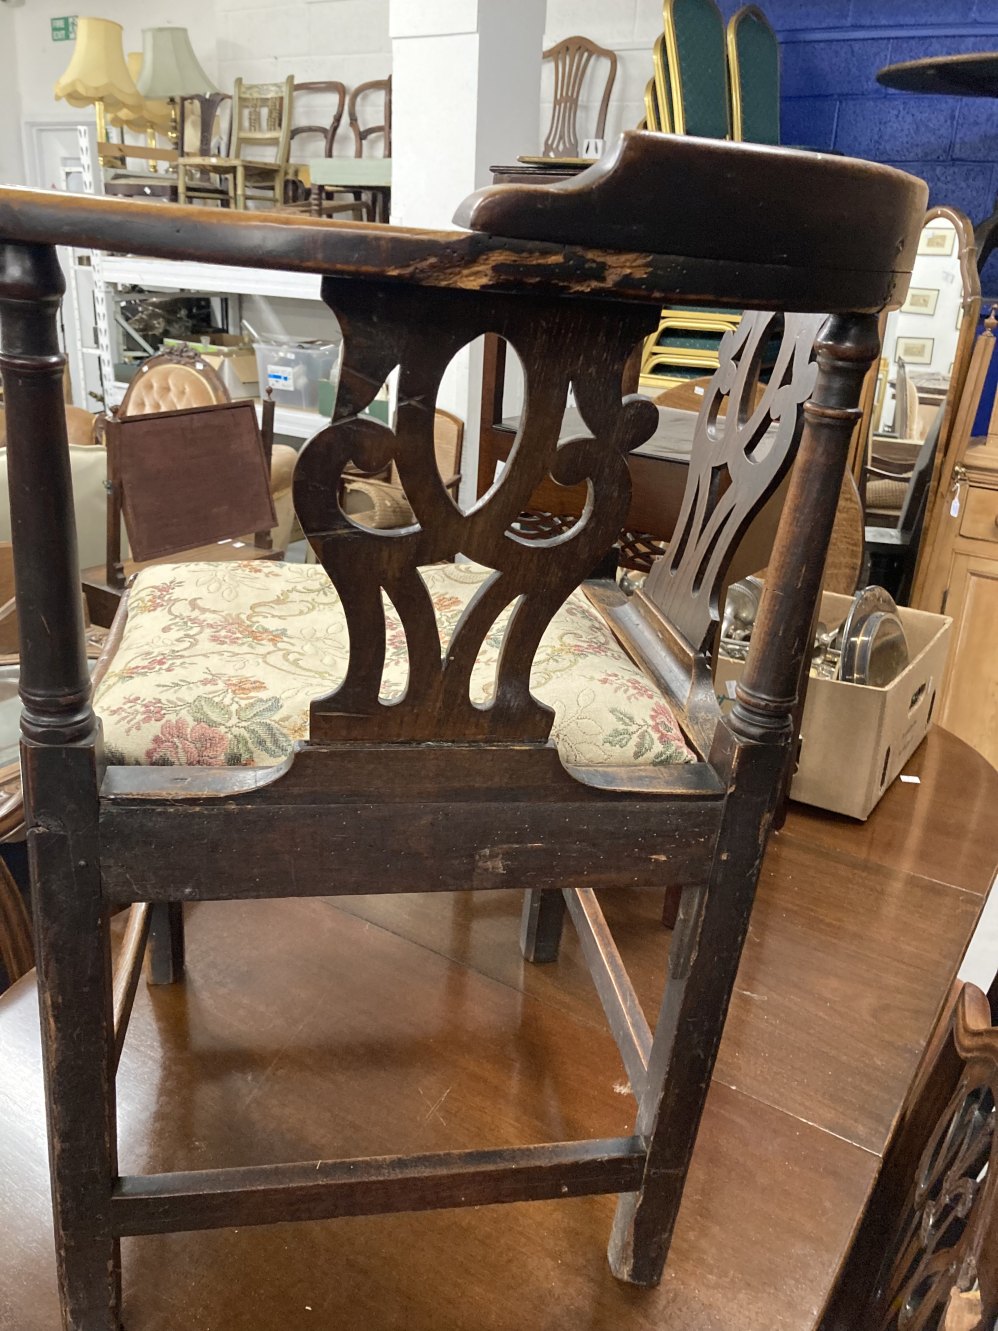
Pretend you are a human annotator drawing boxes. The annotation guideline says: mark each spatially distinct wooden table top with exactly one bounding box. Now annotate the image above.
[0,726,994,1330]
[877,51,998,98]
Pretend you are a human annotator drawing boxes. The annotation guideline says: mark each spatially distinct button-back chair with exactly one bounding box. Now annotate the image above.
[0,132,924,1329]
[726,4,780,145]
[541,35,618,157]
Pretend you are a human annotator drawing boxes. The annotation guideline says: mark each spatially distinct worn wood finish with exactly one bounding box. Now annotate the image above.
[542,36,618,157]
[112,1137,646,1237]
[0,136,926,1326]
[0,725,993,1330]
[98,745,725,903]
[0,135,923,314]
[297,278,659,744]
[0,243,120,1329]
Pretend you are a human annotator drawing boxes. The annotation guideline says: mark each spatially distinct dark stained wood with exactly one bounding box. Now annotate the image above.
[0,244,120,1329]
[111,1138,646,1236]
[456,132,926,297]
[0,133,928,1327]
[0,134,924,314]
[818,980,998,1329]
[563,887,652,1099]
[98,746,726,903]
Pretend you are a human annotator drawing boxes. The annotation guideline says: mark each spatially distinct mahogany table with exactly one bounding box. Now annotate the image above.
[878,52,998,270]
[0,725,994,1330]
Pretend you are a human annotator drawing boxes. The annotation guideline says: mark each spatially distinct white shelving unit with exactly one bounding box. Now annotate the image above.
[98,256,330,440]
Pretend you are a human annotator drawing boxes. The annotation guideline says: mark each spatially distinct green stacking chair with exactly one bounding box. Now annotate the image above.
[727,5,781,145]
[663,0,730,139]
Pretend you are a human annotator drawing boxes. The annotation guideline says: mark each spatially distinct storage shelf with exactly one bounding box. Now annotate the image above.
[102,256,322,302]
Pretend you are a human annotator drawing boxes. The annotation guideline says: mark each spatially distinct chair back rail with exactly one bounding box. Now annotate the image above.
[348,77,392,158]
[291,80,348,158]
[0,134,924,767]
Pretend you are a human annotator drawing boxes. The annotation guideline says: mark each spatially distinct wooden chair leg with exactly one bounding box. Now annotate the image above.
[660,884,681,929]
[0,246,122,1329]
[147,901,185,985]
[610,311,881,1287]
[520,888,566,963]
[30,756,122,1329]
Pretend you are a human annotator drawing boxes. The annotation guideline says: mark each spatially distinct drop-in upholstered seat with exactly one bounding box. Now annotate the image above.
[94,560,695,769]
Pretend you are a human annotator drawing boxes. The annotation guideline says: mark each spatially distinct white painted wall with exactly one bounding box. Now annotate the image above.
[5,0,659,189]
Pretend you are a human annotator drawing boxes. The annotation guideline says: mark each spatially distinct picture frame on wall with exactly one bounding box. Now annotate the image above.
[896,335,934,365]
[918,227,956,257]
[902,287,940,316]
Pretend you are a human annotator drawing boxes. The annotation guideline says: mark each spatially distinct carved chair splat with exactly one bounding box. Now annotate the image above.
[0,131,925,1329]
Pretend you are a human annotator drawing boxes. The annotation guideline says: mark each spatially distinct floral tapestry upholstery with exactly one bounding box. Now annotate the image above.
[94,561,696,769]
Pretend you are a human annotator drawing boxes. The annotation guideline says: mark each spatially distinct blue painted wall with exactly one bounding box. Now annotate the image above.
[750,2,998,286]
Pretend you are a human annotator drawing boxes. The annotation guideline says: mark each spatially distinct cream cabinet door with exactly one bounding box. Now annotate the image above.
[939,550,998,770]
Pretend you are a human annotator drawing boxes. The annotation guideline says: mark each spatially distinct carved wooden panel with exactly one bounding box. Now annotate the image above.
[874,985,998,1331]
[294,278,660,744]
[642,310,826,652]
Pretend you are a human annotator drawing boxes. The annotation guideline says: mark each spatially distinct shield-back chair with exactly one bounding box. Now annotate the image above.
[0,131,924,1329]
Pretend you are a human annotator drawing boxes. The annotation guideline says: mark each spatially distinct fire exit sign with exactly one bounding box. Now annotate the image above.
[50,17,78,42]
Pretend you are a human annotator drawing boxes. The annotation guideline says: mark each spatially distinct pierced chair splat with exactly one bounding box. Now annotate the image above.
[0,130,925,1330]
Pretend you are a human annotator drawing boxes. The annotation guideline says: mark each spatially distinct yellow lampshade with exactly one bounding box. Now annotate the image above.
[53,17,145,117]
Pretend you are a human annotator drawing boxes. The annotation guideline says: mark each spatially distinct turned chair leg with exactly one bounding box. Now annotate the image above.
[147,901,185,985]
[610,311,881,1287]
[520,888,566,963]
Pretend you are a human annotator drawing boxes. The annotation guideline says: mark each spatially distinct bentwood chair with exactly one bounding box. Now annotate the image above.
[541,35,618,157]
[0,132,924,1329]
[726,5,781,144]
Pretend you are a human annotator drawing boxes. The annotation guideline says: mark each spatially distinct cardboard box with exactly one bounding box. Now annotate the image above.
[715,591,952,820]
[162,335,259,400]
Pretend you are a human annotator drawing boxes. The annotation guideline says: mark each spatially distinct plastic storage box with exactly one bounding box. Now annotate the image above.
[253,337,337,410]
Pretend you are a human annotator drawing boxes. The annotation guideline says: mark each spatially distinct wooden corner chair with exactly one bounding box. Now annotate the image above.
[177,76,295,211]
[0,132,924,1328]
[542,35,618,157]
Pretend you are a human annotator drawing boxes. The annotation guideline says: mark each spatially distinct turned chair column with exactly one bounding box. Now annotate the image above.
[606,312,882,1286]
[0,243,121,1329]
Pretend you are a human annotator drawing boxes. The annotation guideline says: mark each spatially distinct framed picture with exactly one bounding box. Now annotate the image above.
[918,227,956,256]
[902,286,939,315]
[896,335,934,366]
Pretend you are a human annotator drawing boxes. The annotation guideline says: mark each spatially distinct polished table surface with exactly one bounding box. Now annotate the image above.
[0,726,995,1330]
[877,51,998,98]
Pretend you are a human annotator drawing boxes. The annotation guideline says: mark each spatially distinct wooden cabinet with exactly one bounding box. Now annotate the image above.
[919,443,998,770]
